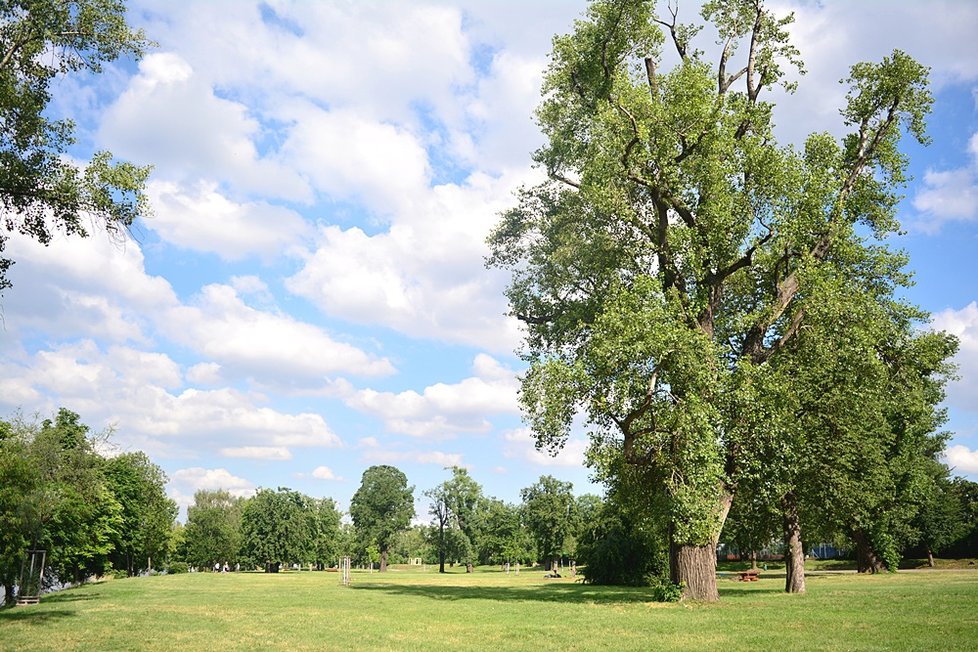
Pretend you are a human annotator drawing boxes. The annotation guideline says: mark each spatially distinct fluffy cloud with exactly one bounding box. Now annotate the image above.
[503,428,588,468]
[932,302,978,411]
[328,354,520,437]
[912,133,978,232]
[164,283,396,382]
[944,444,978,474]
[311,466,343,481]
[362,449,465,467]
[221,446,292,461]
[167,466,256,516]
[100,52,308,200]
[147,180,312,260]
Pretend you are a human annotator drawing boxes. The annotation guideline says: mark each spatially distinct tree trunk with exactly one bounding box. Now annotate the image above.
[379,549,388,572]
[669,490,732,602]
[750,550,758,570]
[927,548,935,568]
[671,542,719,602]
[782,492,806,594]
[853,529,886,574]
[4,583,14,606]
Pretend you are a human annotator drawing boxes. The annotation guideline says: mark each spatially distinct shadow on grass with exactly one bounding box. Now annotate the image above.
[351,582,662,605]
[0,607,76,622]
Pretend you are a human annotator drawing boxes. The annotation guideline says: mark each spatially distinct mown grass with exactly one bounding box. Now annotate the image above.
[1,565,976,651]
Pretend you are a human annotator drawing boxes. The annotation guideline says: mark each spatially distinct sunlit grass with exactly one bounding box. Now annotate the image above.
[2,565,976,651]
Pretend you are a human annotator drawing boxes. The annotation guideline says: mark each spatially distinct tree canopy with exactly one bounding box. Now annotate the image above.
[0,0,153,293]
[488,0,951,600]
[350,465,414,572]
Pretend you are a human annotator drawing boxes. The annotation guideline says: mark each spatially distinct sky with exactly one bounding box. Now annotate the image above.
[2,0,977,521]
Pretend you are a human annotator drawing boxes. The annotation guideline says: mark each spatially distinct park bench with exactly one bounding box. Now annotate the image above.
[736,569,760,582]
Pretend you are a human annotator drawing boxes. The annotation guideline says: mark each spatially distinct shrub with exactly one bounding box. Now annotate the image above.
[166,562,189,574]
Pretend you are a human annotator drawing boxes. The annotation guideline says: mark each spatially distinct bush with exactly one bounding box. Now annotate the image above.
[166,562,189,574]
[576,503,667,588]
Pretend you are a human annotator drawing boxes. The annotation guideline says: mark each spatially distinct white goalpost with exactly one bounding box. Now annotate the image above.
[340,556,351,586]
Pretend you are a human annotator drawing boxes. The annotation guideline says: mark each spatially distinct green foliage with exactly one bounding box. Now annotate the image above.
[165,561,188,575]
[350,465,414,569]
[577,499,666,586]
[104,452,177,575]
[182,490,245,568]
[240,487,316,569]
[487,0,949,597]
[0,0,154,292]
[520,475,577,565]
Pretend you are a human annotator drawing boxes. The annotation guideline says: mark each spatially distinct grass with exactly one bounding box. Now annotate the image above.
[2,565,976,651]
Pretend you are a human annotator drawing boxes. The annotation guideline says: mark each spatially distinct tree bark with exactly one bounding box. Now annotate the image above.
[671,542,719,602]
[927,548,935,568]
[4,583,14,606]
[853,529,886,574]
[750,551,758,570]
[782,493,806,594]
[379,549,388,572]
[669,490,732,602]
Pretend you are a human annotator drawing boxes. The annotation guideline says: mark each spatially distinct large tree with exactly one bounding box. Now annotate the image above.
[104,452,177,575]
[520,475,577,569]
[182,489,245,570]
[240,487,315,573]
[0,0,153,293]
[489,0,936,600]
[350,465,414,572]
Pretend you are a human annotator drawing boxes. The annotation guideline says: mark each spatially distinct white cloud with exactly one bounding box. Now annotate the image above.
[912,132,978,232]
[164,283,396,382]
[328,354,519,437]
[167,466,256,516]
[221,446,292,461]
[363,449,465,467]
[286,171,534,351]
[944,444,978,474]
[311,466,343,481]
[147,180,312,260]
[100,52,308,200]
[186,362,223,385]
[932,302,978,412]
[503,427,588,468]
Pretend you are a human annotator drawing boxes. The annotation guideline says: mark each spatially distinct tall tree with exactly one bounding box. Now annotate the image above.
[104,452,177,575]
[350,466,414,572]
[182,490,245,570]
[520,475,577,569]
[0,0,153,292]
[240,487,315,573]
[488,0,935,600]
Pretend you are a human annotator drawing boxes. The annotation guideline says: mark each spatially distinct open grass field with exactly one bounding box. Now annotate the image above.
[2,566,976,651]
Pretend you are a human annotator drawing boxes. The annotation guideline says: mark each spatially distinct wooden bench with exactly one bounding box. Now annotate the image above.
[736,569,760,582]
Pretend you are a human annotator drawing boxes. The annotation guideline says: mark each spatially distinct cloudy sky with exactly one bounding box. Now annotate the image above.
[2,0,977,519]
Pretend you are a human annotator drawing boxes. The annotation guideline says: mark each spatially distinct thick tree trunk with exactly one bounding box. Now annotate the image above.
[782,492,806,594]
[853,529,886,574]
[671,543,719,601]
[4,583,14,606]
[750,551,758,570]
[670,491,733,602]
[379,549,388,572]
[927,548,935,568]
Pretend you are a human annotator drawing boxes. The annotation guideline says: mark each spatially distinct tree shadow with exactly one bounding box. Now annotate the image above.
[0,607,76,623]
[351,582,662,605]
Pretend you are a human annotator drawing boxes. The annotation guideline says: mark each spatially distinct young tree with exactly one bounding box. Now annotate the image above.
[0,0,153,293]
[488,0,936,600]
[349,466,414,572]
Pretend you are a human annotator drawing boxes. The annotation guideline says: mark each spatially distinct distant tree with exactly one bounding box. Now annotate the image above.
[240,488,314,573]
[0,0,154,293]
[350,466,414,572]
[309,498,342,569]
[913,466,966,566]
[474,499,533,566]
[520,475,577,569]
[104,452,177,575]
[0,417,39,605]
[946,478,978,558]
[425,467,484,572]
[182,490,245,569]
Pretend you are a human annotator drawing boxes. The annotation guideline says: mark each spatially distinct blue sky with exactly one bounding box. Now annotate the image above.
[2,0,977,520]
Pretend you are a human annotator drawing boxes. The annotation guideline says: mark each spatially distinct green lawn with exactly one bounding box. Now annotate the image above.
[2,566,976,651]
